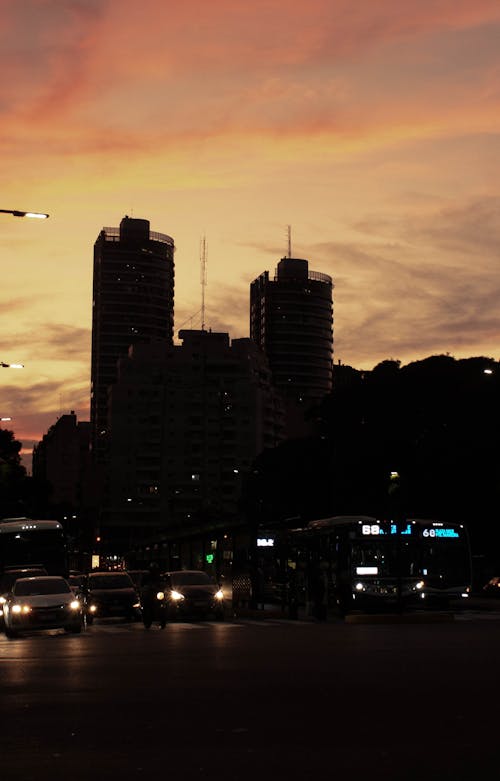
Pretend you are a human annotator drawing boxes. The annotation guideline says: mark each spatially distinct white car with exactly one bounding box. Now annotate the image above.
[3,576,83,638]
[0,566,48,629]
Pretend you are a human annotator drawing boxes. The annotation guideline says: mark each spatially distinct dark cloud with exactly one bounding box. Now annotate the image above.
[176,283,250,341]
[412,197,500,257]
[0,377,89,414]
[353,195,500,258]
[0,296,40,313]
[308,196,500,366]
[3,323,91,363]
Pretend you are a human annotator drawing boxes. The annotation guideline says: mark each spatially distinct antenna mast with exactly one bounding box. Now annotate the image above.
[200,235,207,331]
[287,225,292,258]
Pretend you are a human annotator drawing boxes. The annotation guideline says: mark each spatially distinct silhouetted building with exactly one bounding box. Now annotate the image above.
[90,216,175,464]
[101,330,285,550]
[32,411,91,509]
[250,256,334,436]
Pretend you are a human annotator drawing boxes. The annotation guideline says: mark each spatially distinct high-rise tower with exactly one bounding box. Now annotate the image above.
[90,216,175,462]
[250,256,333,433]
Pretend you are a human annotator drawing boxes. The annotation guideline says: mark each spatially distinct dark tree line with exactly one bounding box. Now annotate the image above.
[0,428,29,518]
[0,428,50,519]
[244,355,500,558]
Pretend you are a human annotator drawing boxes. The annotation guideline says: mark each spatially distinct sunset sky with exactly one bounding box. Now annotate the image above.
[2,0,500,469]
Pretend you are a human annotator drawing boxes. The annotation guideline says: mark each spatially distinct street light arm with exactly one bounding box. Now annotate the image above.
[0,209,49,219]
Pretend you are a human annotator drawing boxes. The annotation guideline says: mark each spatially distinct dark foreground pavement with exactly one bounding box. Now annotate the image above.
[1,611,499,781]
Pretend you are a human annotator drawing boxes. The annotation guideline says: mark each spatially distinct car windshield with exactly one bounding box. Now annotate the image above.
[89,574,133,589]
[170,572,213,587]
[14,578,71,596]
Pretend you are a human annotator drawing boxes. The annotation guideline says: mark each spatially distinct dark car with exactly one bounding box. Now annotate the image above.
[3,575,83,637]
[126,569,149,589]
[0,566,48,630]
[164,570,225,621]
[68,572,86,594]
[85,571,140,624]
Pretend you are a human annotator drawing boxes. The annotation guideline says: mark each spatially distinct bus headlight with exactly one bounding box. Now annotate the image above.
[416,581,425,590]
[355,582,364,592]
[69,600,80,610]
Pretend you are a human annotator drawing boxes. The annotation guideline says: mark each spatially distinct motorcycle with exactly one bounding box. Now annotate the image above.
[140,584,167,629]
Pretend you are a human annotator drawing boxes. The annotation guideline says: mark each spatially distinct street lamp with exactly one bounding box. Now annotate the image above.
[0,209,49,219]
[1,362,24,369]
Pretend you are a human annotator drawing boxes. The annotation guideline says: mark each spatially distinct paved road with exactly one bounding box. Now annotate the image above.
[1,610,500,781]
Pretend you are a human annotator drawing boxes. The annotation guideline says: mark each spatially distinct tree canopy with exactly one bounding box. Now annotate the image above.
[243,355,500,556]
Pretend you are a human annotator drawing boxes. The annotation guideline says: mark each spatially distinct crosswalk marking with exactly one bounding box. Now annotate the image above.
[84,618,311,633]
[87,612,500,631]
[4,612,498,642]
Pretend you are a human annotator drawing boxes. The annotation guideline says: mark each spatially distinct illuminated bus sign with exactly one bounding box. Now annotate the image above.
[422,527,460,539]
[257,538,274,547]
[361,524,412,536]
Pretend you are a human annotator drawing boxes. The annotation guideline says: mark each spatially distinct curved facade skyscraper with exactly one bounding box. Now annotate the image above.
[91,216,175,462]
[250,257,333,430]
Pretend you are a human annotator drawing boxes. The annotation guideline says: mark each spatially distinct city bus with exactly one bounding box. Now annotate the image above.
[0,518,69,578]
[287,515,472,614]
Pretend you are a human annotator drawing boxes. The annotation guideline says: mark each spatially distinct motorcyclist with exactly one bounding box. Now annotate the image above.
[140,562,167,629]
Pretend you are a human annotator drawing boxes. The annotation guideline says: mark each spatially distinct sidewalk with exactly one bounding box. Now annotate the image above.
[230,599,494,623]
[231,601,335,621]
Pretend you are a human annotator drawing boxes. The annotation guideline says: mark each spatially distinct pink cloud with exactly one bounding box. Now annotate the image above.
[4,0,500,129]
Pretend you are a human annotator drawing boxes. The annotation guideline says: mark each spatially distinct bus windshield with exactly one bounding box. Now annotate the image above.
[352,539,420,577]
[0,528,68,575]
[420,540,471,583]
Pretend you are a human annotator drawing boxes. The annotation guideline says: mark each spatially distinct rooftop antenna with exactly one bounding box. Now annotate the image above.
[200,235,208,331]
[287,225,292,258]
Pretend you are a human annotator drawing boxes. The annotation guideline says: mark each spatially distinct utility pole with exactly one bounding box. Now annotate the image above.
[287,225,292,258]
[200,235,207,331]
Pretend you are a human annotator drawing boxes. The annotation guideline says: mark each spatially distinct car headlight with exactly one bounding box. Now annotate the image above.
[89,604,97,613]
[133,602,141,608]
[69,600,81,610]
[170,590,184,601]
[0,596,6,605]
[416,580,425,590]
[156,591,165,601]
[12,603,31,614]
[214,589,224,601]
